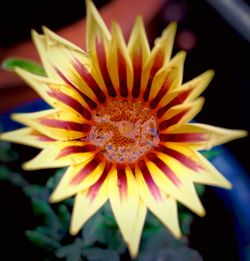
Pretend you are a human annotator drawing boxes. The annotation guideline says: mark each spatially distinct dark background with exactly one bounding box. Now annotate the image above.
[0,0,249,260]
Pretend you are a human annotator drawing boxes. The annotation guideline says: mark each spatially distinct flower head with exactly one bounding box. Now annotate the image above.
[1,0,247,257]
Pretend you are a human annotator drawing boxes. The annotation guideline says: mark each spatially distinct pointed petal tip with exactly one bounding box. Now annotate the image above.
[167,21,177,32]
[31,29,42,40]
[48,192,61,203]
[69,223,80,236]
[196,205,206,217]
[11,113,22,123]
[22,162,33,171]
[206,69,215,78]
[41,25,51,35]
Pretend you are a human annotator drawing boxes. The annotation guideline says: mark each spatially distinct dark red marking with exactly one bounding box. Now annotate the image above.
[155,145,203,171]
[87,162,112,202]
[146,153,181,186]
[55,68,97,109]
[138,160,162,201]
[56,144,96,159]
[96,38,117,97]
[157,89,192,118]
[117,164,127,200]
[159,109,188,130]
[47,89,92,120]
[118,50,128,97]
[39,118,91,133]
[132,51,142,98]
[143,50,164,102]
[150,77,171,109]
[159,133,207,142]
[32,132,55,142]
[70,154,103,185]
[73,58,106,103]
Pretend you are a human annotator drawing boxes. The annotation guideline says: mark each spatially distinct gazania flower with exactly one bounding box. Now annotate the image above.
[1,0,247,257]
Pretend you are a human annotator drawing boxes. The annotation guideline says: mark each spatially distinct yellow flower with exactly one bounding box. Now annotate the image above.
[1,0,247,257]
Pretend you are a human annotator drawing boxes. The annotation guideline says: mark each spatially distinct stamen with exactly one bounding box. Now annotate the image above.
[88,100,160,163]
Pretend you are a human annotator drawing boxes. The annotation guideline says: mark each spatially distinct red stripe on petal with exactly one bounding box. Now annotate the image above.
[87,162,112,202]
[56,144,96,159]
[157,89,192,118]
[146,152,181,186]
[138,160,162,201]
[96,38,117,97]
[39,118,91,133]
[32,132,56,142]
[73,59,106,103]
[47,89,92,120]
[155,145,203,171]
[159,109,188,130]
[70,154,103,185]
[143,50,164,102]
[132,51,142,98]
[55,68,97,109]
[117,164,127,200]
[150,77,171,109]
[118,50,128,97]
[159,133,207,142]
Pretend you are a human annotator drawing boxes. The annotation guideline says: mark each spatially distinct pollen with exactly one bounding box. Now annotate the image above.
[88,100,160,163]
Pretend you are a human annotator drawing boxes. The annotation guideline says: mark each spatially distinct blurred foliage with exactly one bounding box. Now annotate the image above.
[2,58,46,76]
[0,137,206,260]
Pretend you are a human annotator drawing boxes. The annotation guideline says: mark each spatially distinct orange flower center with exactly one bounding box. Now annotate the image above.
[88,100,160,163]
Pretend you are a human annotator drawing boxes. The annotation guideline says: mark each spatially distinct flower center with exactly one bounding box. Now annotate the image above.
[88,100,160,163]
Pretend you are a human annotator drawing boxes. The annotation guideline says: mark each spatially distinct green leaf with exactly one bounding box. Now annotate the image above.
[179,212,194,235]
[201,148,221,160]
[0,165,10,180]
[195,184,205,197]
[0,141,18,162]
[26,230,61,251]
[2,57,46,76]
[56,238,83,261]
[82,213,106,246]
[82,248,120,261]
[24,184,50,200]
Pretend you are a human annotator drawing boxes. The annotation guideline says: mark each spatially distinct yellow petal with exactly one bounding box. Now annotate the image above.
[0,127,53,149]
[86,0,111,52]
[146,153,205,216]
[140,22,177,96]
[107,23,133,96]
[50,155,105,202]
[70,163,111,235]
[128,16,150,65]
[157,143,231,189]
[135,165,181,238]
[127,199,147,258]
[159,98,205,132]
[42,26,83,52]
[182,70,214,102]
[15,67,92,117]
[156,70,214,117]
[128,17,150,98]
[23,141,96,170]
[108,166,139,251]
[32,30,98,102]
[12,109,89,141]
[149,51,186,102]
[191,150,232,188]
[169,123,247,150]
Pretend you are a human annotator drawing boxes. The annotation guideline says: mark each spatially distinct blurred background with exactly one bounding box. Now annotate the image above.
[0,0,249,260]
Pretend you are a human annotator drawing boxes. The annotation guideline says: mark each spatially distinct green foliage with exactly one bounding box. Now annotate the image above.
[2,57,46,76]
[26,230,61,251]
